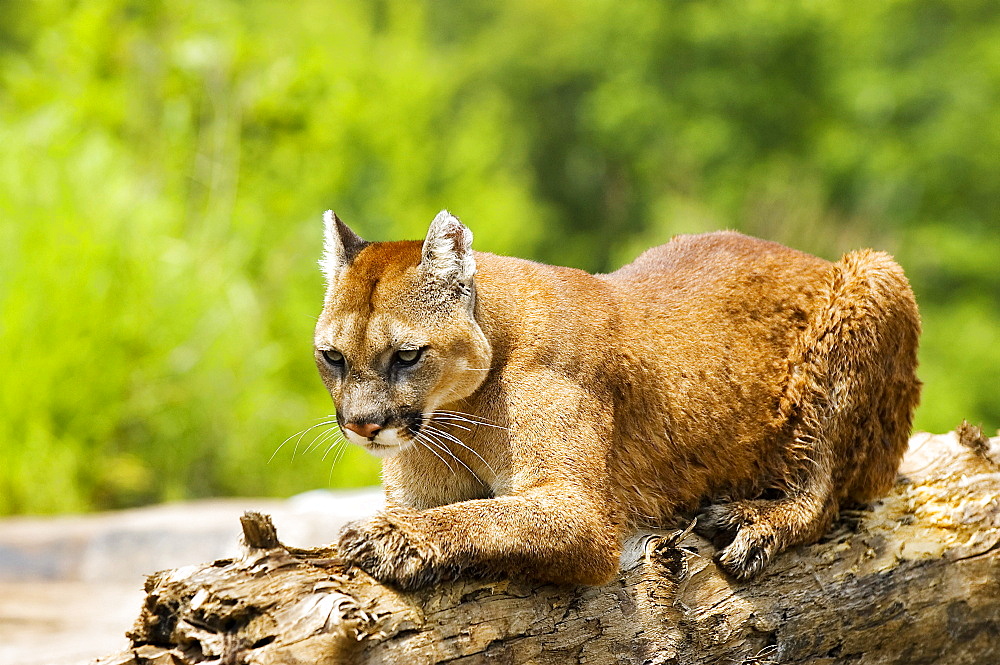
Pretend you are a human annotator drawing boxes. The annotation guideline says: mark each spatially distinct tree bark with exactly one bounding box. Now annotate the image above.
[99,430,1000,665]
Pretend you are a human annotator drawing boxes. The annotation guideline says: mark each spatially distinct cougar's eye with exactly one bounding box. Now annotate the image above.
[395,348,423,367]
[321,349,345,366]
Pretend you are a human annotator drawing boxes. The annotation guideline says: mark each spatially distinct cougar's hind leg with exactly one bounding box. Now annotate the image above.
[697,448,838,581]
[699,249,919,581]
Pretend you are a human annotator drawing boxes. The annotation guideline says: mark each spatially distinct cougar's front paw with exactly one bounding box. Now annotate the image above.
[337,512,448,590]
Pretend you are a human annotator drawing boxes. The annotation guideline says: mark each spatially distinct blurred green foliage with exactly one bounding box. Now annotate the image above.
[1,0,997,514]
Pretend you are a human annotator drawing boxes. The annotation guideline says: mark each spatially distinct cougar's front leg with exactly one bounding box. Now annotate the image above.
[338,377,622,589]
[338,488,621,589]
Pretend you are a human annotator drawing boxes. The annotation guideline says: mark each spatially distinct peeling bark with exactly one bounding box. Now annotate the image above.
[99,432,1000,665]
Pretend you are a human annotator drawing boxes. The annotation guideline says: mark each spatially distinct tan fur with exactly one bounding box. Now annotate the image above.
[315,211,921,588]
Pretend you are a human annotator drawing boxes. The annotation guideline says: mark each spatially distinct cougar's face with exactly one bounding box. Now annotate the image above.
[314,239,491,458]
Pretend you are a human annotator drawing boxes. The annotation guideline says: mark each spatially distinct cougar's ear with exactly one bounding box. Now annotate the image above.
[321,210,368,280]
[419,210,475,292]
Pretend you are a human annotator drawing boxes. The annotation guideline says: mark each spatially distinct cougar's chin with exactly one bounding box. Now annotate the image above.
[363,441,409,458]
[344,427,414,458]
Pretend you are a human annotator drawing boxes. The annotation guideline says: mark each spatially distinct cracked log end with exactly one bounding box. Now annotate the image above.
[99,430,1000,665]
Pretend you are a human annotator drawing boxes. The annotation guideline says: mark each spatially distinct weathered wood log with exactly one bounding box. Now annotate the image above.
[99,430,1000,665]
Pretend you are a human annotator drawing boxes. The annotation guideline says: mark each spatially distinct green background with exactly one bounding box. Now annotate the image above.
[2,0,997,514]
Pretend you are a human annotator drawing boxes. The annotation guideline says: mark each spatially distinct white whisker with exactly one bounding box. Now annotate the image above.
[295,421,340,458]
[421,429,488,487]
[305,422,347,454]
[439,420,472,431]
[423,422,498,480]
[433,412,509,431]
[317,429,347,458]
[269,419,339,463]
[322,436,347,461]
[433,409,507,426]
[326,440,350,483]
[304,427,335,455]
[413,431,457,473]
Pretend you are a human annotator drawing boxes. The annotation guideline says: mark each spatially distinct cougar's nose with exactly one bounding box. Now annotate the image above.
[343,420,383,439]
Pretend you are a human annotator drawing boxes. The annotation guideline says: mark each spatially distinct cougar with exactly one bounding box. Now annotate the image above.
[314,210,920,588]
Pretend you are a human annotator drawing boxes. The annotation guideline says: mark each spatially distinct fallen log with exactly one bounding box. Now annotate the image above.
[99,429,1000,665]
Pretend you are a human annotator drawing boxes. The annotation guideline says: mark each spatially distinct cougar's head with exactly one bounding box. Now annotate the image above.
[314,210,492,457]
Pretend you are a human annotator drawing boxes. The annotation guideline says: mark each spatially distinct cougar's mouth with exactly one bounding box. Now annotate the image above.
[358,427,415,458]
